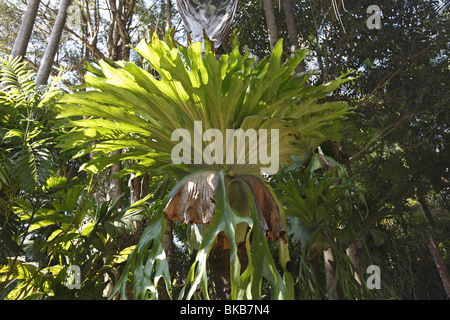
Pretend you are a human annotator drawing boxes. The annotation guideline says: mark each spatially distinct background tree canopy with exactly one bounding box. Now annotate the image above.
[0,0,449,300]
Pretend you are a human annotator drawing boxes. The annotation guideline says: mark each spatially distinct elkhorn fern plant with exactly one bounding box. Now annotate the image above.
[57,33,352,300]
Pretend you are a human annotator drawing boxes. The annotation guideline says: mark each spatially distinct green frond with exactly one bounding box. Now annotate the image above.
[57,33,352,177]
[0,56,36,94]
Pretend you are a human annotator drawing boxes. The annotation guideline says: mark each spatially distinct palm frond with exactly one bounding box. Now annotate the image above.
[0,163,22,264]
[1,57,56,192]
[11,138,53,191]
[0,56,36,93]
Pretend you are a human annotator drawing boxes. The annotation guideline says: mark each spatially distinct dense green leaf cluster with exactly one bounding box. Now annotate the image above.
[0,57,146,299]
[57,33,352,177]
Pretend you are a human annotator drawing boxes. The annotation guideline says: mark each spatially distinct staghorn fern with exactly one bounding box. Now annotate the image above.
[57,33,353,178]
[56,33,353,300]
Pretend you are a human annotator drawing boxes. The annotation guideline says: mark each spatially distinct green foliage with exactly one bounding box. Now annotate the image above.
[371,202,450,300]
[272,154,386,299]
[2,0,448,300]
[0,56,65,264]
[57,33,352,177]
[54,33,354,300]
[0,1,21,58]
[0,56,140,300]
[0,56,64,191]
[333,1,450,299]
[109,169,294,300]
[0,176,145,299]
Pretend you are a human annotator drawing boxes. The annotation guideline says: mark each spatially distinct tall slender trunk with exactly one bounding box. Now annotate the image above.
[282,0,306,72]
[263,0,278,50]
[108,0,135,60]
[282,0,297,53]
[417,190,450,299]
[306,244,324,297]
[323,246,343,299]
[417,191,436,229]
[323,246,336,299]
[209,232,231,300]
[163,221,174,277]
[105,0,136,207]
[158,220,174,300]
[426,233,450,298]
[346,240,363,285]
[102,152,123,298]
[1,0,40,89]
[11,0,41,59]
[36,0,72,85]
[129,172,142,204]
[165,0,172,31]
[106,151,123,206]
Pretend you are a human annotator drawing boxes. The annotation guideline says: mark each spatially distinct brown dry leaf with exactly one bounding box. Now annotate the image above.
[235,175,286,242]
[163,170,220,224]
[317,153,337,173]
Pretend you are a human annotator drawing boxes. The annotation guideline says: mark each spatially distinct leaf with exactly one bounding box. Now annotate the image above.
[110,245,137,265]
[237,180,294,300]
[286,215,316,249]
[81,222,96,237]
[163,170,219,224]
[108,171,207,300]
[28,220,56,232]
[233,174,286,242]
[179,170,252,300]
[11,139,53,191]
[58,32,352,178]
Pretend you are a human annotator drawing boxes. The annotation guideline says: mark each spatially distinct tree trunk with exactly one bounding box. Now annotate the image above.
[36,0,72,85]
[106,150,123,207]
[306,243,324,297]
[282,0,306,72]
[209,232,231,300]
[11,0,41,59]
[417,190,450,299]
[102,151,123,298]
[128,172,142,204]
[1,0,40,89]
[165,0,172,31]
[426,233,450,298]
[417,191,436,229]
[346,240,363,285]
[323,246,343,299]
[262,0,278,50]
[108,0,135,60]
[157,219,174,300]
[163,221,174,277]
[105,0,136,207]
[323,247,335,299]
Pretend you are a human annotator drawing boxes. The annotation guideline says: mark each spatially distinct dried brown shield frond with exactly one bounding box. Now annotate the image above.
[234,174,286,242]
[163,170,220,224]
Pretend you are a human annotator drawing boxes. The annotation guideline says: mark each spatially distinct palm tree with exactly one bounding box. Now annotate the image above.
[263,0,278,50]
[1,0,40,90]
[36,0,72,85]
[11,0,41,59]
[56,32,352,299]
